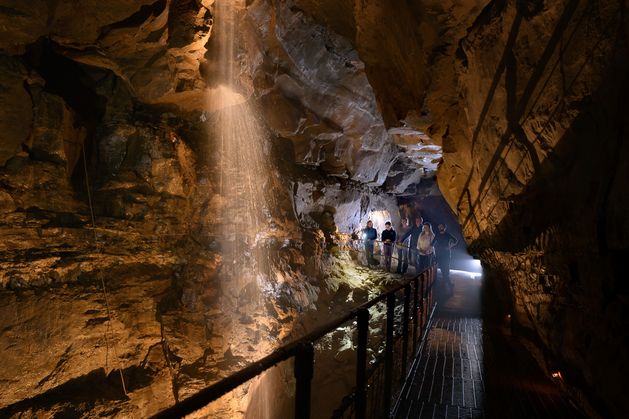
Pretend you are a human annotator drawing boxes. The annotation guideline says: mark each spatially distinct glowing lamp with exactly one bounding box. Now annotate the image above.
[551,371,562,379]
[469,259,482,270]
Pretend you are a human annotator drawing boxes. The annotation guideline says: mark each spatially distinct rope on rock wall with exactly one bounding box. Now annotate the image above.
[82,145,129,396]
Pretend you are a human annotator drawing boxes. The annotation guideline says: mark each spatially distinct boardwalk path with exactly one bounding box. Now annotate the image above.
[395,271,585,419]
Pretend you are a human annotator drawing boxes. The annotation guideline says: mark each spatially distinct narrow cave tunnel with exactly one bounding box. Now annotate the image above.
[0,1,628,419]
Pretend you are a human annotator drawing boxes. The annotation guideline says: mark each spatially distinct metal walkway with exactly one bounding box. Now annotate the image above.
[394,272,585,419]
[396,317,484,419]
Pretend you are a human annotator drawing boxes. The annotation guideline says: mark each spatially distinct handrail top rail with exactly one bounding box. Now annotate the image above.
[357,238,414,248]
[151,267,433,418]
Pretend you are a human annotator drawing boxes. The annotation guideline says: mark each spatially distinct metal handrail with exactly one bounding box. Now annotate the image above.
[152,265,436,419]
[349,238,425,271]
[354,238,413,248]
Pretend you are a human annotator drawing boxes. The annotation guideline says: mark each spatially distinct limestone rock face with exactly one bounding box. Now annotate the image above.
[0,108,196,417]
[436,0,622,242]
[246,0,400,186]
[263,0,512,194]
[0,58,32,165]
[293,180,399,234]
[0,0,156,52]
[0,265,176,415]
[0,0,212,107]
[421,2,629,418]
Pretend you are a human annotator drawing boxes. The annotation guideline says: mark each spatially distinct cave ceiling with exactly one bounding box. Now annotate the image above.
[2,0,624,241]
[0,0,461,198]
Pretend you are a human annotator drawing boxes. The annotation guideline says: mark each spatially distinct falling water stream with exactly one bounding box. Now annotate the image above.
[202,2,364,418]
[207,0,273,291]
[204,1,281,418]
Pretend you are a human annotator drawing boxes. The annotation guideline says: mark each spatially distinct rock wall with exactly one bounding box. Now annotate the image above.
[293,179,399,233]
[245,0,389,184]
[0,0,212,106]
[0,50,206,413]
[425,1,628,417]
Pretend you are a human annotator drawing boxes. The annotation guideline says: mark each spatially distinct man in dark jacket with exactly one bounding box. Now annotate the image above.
[400,216,423,272]
[396,218,410,274]
[381,221,396,272]
[362,220,377,267]
[432,223,458,288]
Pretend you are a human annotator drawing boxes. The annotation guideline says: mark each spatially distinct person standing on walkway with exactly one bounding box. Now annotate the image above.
[432,223,458,288]
[400,216,423,273]
[417,222,435,272]
[362,220,377,267]
[396,218,410,274]
[381,221,396,272]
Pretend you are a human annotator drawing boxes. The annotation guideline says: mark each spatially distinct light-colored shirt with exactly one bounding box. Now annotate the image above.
[417,232,434,255]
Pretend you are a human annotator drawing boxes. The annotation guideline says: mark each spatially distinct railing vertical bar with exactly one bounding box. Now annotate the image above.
[371,369,382,417]
[294,342,315,419]
[355,308,369,419]
[401,284,411,380]
[428,269,432,322]
[369,367,378,419]
[383,293,395,416]
[152,257,439,419]
[420,274,425,331]
[429,266,434,309]
[412,277,419,355]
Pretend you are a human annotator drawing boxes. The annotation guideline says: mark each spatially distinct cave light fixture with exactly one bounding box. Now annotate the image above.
[449,256,483,279]
[469,258,482,271]
[450,269,482,280]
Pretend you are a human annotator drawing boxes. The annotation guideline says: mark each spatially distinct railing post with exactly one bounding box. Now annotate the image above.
[294,342,315,419]
[420,274,425,330]
[401,284,411,380]
[383,293,395,417]
[429,266,434,310]
[355,308,369,419]
[426,268,430,311]
[412,277,419,355]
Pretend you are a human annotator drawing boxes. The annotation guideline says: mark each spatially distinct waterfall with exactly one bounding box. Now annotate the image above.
[207,0,271,287]
[202,2,283,418]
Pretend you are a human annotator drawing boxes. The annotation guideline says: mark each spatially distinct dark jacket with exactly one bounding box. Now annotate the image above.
[398,225,410,245]
[381,228,396,244]
[432,232,457,249]
[401,225,422,248]
[363,227,377,241]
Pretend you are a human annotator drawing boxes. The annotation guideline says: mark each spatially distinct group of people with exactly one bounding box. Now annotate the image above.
[361,216,458,288]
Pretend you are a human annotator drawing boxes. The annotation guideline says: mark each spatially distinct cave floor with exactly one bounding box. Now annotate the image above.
[395,272,586,419]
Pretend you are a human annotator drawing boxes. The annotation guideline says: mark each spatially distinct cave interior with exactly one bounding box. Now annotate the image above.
[0,0,628,418]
